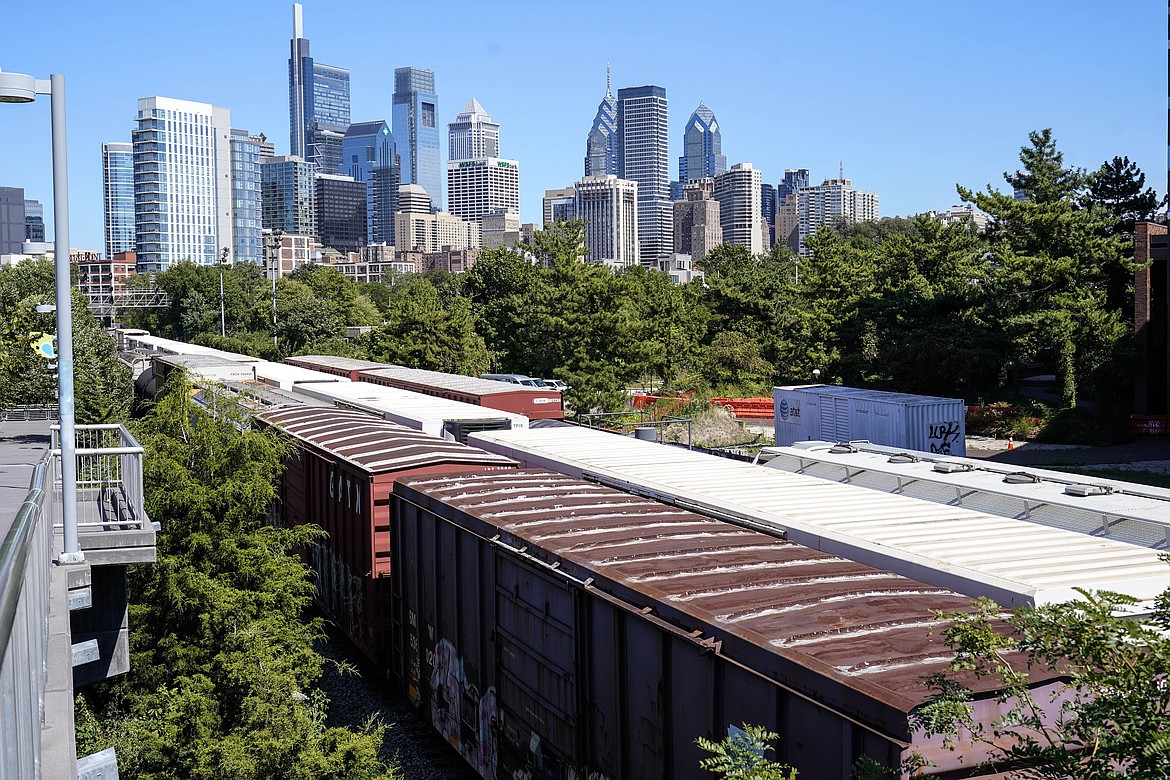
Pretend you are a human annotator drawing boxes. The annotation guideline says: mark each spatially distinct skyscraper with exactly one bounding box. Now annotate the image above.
[673,180,722,260]
[288,3,350,170]
[133,97,232,272]
[102,142,135,259]
[617,85,670,265]
[230,130,273,265]
[543,187,577,227]
[678,102,726,184]
[316,174,367,253]
[760,182,776,248]
[778,168,810,202]
[342,121,400,244]
[584,66,618,177]
[447,159,520,224]
[448,98,499,161]
[261,156,317,237]
[794,177,879,257]
[714,163,764,254]
[393,67,442,208]
[575,175,639,268]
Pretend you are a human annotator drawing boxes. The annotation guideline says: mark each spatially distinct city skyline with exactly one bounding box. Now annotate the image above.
[0,0,1163,253]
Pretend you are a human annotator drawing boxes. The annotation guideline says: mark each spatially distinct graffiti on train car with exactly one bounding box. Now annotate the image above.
[423,628,500,779]
[310,544,366,642]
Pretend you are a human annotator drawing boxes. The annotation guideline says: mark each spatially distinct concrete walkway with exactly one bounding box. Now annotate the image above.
[968,435,1170,473]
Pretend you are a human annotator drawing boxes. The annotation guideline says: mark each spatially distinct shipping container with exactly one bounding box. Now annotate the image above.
[291,380,528,442]
[392,468,1065,780]
[774,385,967,456]
[758,441,1170,549]
[258,407,516,666]
[469,427,1170,607]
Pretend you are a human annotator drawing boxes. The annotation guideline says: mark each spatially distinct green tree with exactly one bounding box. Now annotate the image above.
[523,218,587,266]
[959,129,1130,408]
[696,724,797,780]
[366,276,490,374]
[78,373,395,780]
[916,589,1170,779]
[1084,155,1161,314]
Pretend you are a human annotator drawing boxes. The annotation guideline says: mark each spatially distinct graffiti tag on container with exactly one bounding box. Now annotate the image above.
[928,421,961,454]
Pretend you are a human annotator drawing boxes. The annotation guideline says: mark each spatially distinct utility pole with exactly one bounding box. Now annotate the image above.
[265,231,283,346]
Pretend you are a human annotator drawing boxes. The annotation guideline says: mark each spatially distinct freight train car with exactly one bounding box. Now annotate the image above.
[258,407,516,666]
[287,355,565,420]
[470,427,1170,607]
[392,468,1065,780]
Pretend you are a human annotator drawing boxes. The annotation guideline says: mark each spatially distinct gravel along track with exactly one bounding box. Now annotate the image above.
[315,624,478,780]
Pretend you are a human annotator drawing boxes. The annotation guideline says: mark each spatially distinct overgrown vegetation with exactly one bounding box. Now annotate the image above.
[696,724,797,779]
[74,375,396,779]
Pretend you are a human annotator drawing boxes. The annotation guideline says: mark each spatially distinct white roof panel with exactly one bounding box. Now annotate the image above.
[468,427,1170,607]
[292,380,528,428]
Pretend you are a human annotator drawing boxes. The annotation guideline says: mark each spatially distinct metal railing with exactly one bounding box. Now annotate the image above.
[0,405,59,422]
[577,410,694,449]
[51,424,146,531]
[0,456,54,780]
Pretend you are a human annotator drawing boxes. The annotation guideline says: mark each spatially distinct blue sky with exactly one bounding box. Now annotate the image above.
[1,0,1165,252]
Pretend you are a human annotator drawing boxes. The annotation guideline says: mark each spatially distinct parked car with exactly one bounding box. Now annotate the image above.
[480,373,545,387]
[541,379,569,392]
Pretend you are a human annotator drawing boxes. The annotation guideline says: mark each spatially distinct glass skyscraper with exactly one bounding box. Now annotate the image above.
[24,199,45,243]
[617,85,671,265]
[678,102,726,184]
[778,168,810,202]
[393,67,441,209]
[102,142,136,259]
[584,68,618,177]
[230,130,273,265]
[342,120,399,245]
[289,3,350,170]
[261,156,317,237]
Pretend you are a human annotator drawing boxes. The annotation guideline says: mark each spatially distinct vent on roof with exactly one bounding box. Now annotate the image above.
[887,453,919,464]
[933,462,974,474]
[829,443,858,454]
[1004,472,1041,484]
[1065,483,1115,497]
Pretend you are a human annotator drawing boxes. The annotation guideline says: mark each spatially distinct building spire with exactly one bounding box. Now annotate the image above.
[606,60,611,96]
[839,160,844,180]
[293,2,303,39]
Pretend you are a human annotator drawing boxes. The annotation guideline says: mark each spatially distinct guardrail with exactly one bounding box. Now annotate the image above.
[51,424,146,531]
[0,457,54,780]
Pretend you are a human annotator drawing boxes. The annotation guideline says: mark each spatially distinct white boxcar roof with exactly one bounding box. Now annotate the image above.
[293,381,528,429]
[468,427,1170,607]
[759,441,1170,550]
[248,360,352,390]
[124,334,262,362]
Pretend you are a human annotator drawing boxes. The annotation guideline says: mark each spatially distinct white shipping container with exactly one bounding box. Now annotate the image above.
[774,384,966,456]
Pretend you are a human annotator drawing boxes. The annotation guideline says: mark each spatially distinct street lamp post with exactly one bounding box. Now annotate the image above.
[0,67,83,562]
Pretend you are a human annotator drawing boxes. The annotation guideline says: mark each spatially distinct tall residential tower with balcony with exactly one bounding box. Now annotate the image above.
[102,142,135,259]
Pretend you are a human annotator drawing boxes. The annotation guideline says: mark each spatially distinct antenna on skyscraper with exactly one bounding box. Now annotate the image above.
[606,60,611,96]
[839,160,843,181]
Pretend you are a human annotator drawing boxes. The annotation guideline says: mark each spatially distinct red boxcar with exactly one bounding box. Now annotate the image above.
[286,355,564,420]
[258,406,516,667]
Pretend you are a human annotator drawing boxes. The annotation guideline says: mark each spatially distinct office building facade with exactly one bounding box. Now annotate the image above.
[0,187,25,255]
[341,120,399,245]
[678,101,726,184]
[617,85,670,265]
[760,182,776,247]
[575,174,639,268]
[24,200,44,243]
[261,156,317,236]
[448,98,499,161]
[482,210,522,249]
[133,96,232,272]
[585,68,619,177]
[714,163,764,254]
[289,3,350,170]
[447,158,520,224]
[103,143,136,258]
[778,168,810,202]
[795,178,880,257]
[230,130,273,265]
[395,191,480,253]
[315,174,367,253]
[673,180,722,260]
[543,187,577,227]
[393,67,442,208]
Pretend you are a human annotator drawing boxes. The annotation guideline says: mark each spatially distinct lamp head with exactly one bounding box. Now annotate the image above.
[0,69,46,103]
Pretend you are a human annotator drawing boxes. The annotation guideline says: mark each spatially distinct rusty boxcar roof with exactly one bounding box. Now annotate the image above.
[259,407,516,474]
[396,469,1058,739]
